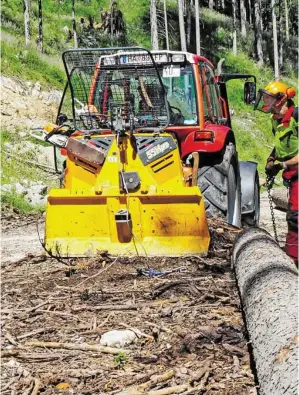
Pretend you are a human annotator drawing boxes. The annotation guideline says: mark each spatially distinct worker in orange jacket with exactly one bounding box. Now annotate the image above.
[255,81,298,264]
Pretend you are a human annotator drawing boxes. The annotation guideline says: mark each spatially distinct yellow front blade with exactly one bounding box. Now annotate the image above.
[45,189,210,257]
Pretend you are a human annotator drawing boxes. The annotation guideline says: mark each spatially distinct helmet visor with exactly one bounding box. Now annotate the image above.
[254,89,280,113]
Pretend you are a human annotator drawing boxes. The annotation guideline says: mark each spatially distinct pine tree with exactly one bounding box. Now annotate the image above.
[38,0,43,53]
[195,0,201,54]
[232,0,237,56]
[150,0,159,50]
[23,0,30,45]
[72,0,78,48]
[240,0,247,37]
[163,0,169,50]
[254,0,264,66]
[178,0,187,51]
[271,0,279,78]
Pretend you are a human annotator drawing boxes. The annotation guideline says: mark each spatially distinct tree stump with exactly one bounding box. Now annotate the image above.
[232,228,298,395]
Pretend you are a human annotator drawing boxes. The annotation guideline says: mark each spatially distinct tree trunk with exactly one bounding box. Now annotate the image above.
[278,1,283,71]
[232,228,298,395]
[72,0,78,48]
[209,0,214,9]
[163,0,169,50]
[248,0,252,25]
[23,0,30,45]
[221,0,225,12]
[186,1,192,48]
[254,0,264,66]
[38,0,43,53]
[177,0,187,52]
[110,0,114,40]
[150,0,159,50]
[195,0,200,54]
[285,0,289,41]
[240,0,247,37]
[271,0,279,79]
[232,0,237,56]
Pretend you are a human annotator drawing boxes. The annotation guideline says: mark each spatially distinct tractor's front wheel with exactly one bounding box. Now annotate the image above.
[242,173,260,227]
[197,144,241,227]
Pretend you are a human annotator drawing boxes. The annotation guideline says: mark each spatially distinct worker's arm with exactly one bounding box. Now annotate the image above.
[266,147,276,163]
[283,154,299,169]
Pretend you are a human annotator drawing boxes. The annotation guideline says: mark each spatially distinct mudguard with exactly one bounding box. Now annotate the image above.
[239,161,259,215]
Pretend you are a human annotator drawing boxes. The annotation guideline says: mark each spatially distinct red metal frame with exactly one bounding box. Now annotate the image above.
[165,62,230,160]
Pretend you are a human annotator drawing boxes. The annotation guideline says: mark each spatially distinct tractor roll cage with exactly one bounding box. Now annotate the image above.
[59,47,171,133]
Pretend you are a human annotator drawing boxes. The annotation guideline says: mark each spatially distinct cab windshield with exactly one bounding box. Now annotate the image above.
[161,65,197,125]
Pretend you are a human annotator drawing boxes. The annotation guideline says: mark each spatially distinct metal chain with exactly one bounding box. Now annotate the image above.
[266,176,279,243]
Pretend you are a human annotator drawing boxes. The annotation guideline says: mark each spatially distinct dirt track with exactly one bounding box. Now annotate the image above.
[0,192,288,394]
[1,190,288,264]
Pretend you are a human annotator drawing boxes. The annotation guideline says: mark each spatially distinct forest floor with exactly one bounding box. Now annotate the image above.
[1,217,259,395]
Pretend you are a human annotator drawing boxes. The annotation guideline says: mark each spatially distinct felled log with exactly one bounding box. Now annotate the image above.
[271,187,288,211]
[232,228,298,395]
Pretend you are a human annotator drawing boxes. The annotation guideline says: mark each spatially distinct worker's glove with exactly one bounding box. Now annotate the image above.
[265,162,282,178]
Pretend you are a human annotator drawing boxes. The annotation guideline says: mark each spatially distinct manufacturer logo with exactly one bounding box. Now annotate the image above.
[146,141,170,160]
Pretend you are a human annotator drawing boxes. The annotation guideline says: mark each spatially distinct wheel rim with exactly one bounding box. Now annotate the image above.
[227,165,241,227]
[253,179,260,226]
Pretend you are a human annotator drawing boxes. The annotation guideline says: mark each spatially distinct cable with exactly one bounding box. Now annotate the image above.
[119,169,148,258]
[35,215,72,266]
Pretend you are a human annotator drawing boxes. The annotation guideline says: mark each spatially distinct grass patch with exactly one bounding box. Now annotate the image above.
[1,40,65,90]
[1,191,45,214]
[1,130,46,185]
[1,129,55,213]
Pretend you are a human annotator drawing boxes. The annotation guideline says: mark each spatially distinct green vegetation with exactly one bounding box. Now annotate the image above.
[1,191,45,214]
[1,40,65,90]
[113,352,127,368]
[1,130,52,213]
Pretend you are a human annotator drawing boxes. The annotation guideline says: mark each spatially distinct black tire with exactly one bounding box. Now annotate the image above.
[242,173,260,227]
[197,144,241,227]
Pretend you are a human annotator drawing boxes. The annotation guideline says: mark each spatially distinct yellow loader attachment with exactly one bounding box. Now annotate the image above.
[45,133,210,256]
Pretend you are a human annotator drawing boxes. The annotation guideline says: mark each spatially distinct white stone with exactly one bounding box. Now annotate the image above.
[99,329,137,348]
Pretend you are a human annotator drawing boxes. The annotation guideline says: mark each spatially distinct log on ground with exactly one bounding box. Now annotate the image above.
[232,227,298,395]
[271,187,288,211]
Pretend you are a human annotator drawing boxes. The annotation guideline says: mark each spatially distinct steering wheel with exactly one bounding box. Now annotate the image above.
[170,105,182,114]
[169,105,185,125]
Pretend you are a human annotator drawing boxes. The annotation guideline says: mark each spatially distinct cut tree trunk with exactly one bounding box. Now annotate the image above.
[271,187,288,211]
[232,228,298,395]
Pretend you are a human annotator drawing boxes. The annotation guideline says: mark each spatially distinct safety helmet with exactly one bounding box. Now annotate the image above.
[254,81,296,113]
